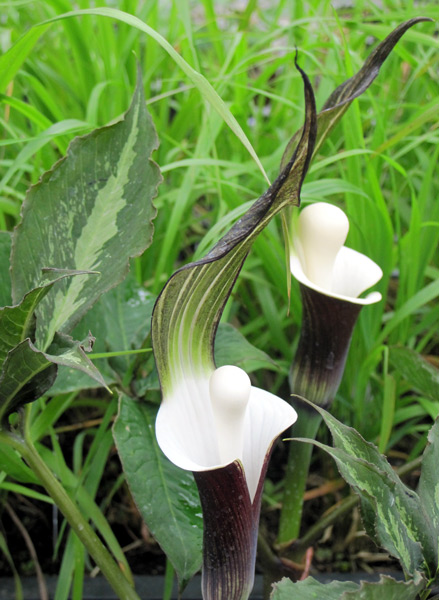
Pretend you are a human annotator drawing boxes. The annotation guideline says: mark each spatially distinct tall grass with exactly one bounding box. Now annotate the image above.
[0,0,438,586]
[3,0,439,434]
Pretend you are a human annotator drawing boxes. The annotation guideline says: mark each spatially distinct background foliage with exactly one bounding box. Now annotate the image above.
[0,0,438,597]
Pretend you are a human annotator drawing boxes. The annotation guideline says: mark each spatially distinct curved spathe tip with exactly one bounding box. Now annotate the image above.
[155,367,297,502]
[291,202,382,305]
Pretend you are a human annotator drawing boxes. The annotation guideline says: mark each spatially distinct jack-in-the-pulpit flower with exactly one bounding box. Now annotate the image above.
[278,201,384,546]
[151,18,425,585]
[151,59,316,600]
[156,365,297,600]
[290,201,383,407]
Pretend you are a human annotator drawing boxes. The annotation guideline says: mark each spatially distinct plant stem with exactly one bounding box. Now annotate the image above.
[290,494,358,556]
[0,430,141,600]
[277,403,322,546]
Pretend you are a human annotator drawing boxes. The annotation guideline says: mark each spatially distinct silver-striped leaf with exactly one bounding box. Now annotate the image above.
[418,418,439,583]
[11,69,161,351]
[298,403,436,577]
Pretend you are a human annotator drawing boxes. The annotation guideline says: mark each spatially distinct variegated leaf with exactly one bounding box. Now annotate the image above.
[152,62,317,393]
[46,331,106,381]
[342,573,426,599]
[0,231,11,307]
[0,333,107,424]
[390,346,439,402]
[418,418,439,582]
[271,573,426,600]
[271,576,359,599]
[298,403,436,576]
[0,269,97,367]
[11,70,161,351]
[281,18,433,169]
[50,271,155,393]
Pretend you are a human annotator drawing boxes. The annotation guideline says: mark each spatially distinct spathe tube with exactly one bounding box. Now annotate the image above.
[155,367,297,600]
[290,202,383,408]
[278,202,383,546]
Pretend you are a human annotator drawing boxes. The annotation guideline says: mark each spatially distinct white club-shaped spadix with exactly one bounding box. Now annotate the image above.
[291,202,383,304]
[298,202,349,290]
[155,365,297,502]
[210,365,251,465]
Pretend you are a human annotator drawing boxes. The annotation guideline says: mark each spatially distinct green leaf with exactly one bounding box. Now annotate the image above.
[91,271,155,377]
[46,331,107,380]
[301,403,436,576]
[0,270,96,367]
[0,333,108,424]
[0,270,102,408]
[0,231,11,307]
[271,574,426,600]
[281,18,433,168]
[342,573,426,600]
[48,364,113,396]
[152,62,317,392]
[51,287,114,394]
[390,346,439,401]
[0,340,58,423]
[214,323,277,373]
[113,395,203,590]
[0,444,39,484]
[50,271,155,393]
[418,418,439,581]
[271,576,359,599]
[35,441,132,581]
[11,70,161,350]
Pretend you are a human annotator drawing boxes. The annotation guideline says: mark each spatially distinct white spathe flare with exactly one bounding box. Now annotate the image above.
[291,202,383,304]
[155,365,297,502]
[210,365,251,464]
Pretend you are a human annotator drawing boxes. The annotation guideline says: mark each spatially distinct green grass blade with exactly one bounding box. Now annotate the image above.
[41,7,270,184]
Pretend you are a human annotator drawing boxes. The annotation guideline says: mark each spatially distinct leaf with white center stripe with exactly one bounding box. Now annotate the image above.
[11,69,161,351]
